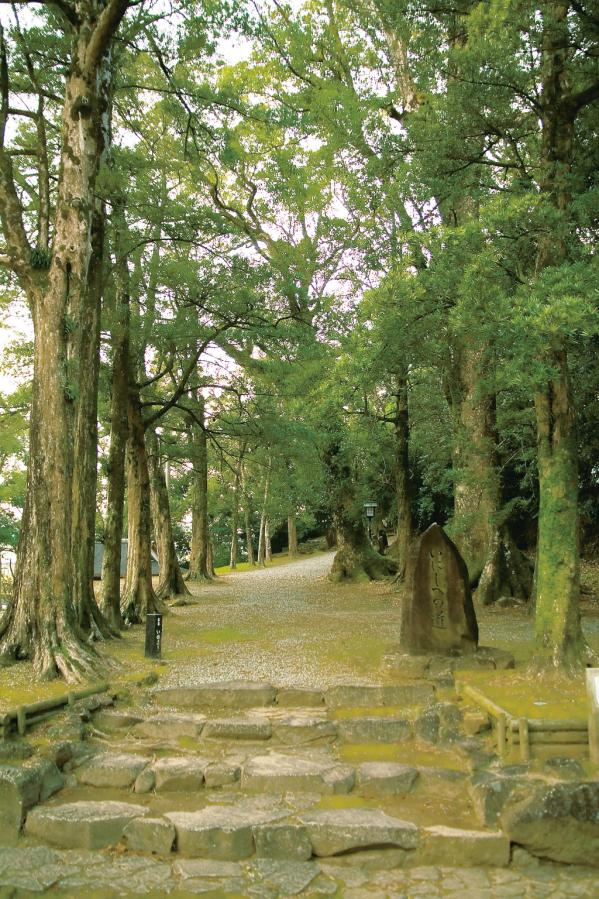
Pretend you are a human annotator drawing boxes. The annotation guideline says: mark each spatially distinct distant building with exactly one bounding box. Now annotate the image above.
[93,539,160,579]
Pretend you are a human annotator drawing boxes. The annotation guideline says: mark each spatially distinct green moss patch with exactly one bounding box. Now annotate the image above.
[458,669,588,721]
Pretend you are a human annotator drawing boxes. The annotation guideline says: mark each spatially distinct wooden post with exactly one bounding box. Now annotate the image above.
[497,712,507,756]
[519,717,530,762]
[0,713,11,740]
[586,669,599,765]
[16,706,26,736]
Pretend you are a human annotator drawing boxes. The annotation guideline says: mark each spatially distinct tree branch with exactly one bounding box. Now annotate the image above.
[0,25,34,287]
[84,0,130,75]
[563,80,599,118]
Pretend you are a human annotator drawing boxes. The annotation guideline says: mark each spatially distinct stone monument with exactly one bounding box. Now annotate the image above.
[400,523,478,655]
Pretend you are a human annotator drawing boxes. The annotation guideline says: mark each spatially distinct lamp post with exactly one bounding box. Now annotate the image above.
[363,501,377,545]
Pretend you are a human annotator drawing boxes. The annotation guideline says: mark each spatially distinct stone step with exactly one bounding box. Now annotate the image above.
[25,800,148,850]
[99,708,440,747]
[23,797,510,867]
[151,680,435,714]
[69,750,424,801]
[240,752,355,795]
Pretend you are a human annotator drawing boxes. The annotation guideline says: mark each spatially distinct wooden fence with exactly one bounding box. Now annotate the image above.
[457,682,589,762]
[0,682,109,740]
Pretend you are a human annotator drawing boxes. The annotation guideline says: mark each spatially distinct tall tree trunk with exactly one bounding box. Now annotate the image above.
[450,347,532,604]
[147,430,189,601]
[100,205,130,631]
[390,377,413,581]
[230,466,241,570]
[265,518,272,562]
[188,398,210,580]
[241,462,255,566]
[0,8,129,680]
[287,514,298,557]
[71,197,109,637]
[207,535,216,577]
[532,1,586,669]
[257,457,271,566]
[121,385,161,624]
[325,437,396,582]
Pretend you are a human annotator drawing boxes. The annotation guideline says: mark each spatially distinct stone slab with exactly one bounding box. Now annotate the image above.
[273,716,337,745]
[356,762,418,797]
[253,823,313,861]
[276,689,325,708]
[152,756,208,792]
[250,858,320,895]
[201,717,272,741]
[166,805,285,859]
[133,713,206,740]
[336,716,411,743]
[204,761,242,788]
[154,681,277,710]
[93,710,144,732]
[241,752,354,795]
[417,825,510,866]
[501,782,599,866]
[75,753,148,789]
[25,800,148,849]
[0,761,64,845]
[124,816,175,855]
[300,809,418,857]
[326,683,434,709]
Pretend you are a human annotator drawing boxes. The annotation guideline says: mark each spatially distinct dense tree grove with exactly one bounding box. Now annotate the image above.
[0,0,597,679]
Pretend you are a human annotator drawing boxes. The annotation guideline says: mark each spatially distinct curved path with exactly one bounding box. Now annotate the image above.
[159,551,402,689]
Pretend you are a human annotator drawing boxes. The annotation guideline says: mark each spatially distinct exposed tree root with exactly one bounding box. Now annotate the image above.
[329,544,398,582]
[476,528,533,605]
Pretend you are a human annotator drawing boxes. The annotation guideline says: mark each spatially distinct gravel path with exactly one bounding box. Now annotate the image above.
[153,551,599,690]
[159,551,404,689]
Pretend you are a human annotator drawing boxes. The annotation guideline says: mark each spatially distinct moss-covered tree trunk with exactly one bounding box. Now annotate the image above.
[450,346,532,605]
[0,7,129,680]
[147,429,189,601]
[188,398,211,581]
[100,204,130,630]
[390,377,413,581]
[121,385,161,623]
[532,1,587,670]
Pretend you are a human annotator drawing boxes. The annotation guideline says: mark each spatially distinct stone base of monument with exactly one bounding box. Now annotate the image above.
[382,646,515,681]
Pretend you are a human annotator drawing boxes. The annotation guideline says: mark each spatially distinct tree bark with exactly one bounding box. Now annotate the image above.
[450,347,532,604]
[188,398,211,580]
[241,462,255,566]
[100,204,131,630]
[287,514,298,557]
[121,384,161,624]
[265,518,272,563]
[230,466,241,570]
[390,377,413,581]
[532,0,586,669]
[0,7,129,680]
[147,429,189,601]
[330,512,396,582]
[257,457,271,566]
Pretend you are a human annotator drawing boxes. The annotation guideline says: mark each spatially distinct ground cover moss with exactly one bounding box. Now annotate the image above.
[458,669,588,720]
[331,706,416,719]
[338,742,467,770]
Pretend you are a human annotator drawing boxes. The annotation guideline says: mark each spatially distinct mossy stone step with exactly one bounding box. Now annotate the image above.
[241,752,354,795]
[25,800,148,849]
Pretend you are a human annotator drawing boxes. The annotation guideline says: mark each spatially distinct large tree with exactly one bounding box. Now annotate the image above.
[0,1,131,679]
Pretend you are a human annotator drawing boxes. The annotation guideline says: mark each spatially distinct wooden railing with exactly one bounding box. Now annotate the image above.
[0,682,109,740]
[457,682,588,761]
